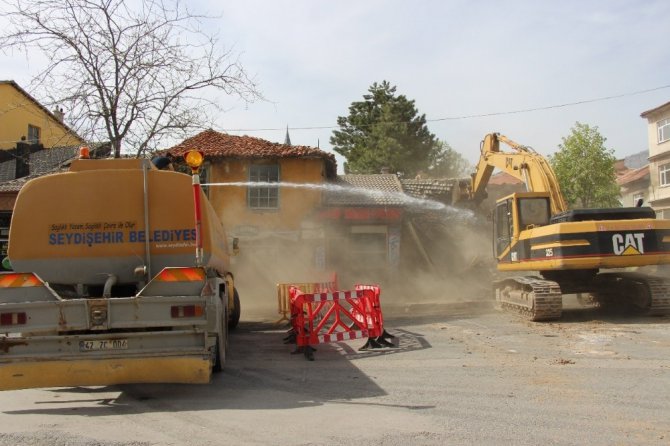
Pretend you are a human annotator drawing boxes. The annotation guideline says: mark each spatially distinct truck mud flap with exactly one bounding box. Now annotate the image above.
[0,356,211,391]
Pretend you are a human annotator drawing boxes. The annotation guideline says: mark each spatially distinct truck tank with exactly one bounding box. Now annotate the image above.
[8,158,230,287]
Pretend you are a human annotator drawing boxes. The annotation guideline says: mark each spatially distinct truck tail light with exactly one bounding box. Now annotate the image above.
[171,305,204,318]
[0,312,27,326]
[0,273,43,288]
[156,268,205,282]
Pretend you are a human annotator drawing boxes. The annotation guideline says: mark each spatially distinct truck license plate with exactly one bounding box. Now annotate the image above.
[79,339,128,351]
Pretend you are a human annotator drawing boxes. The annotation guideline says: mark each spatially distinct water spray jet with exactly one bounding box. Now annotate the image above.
[202,181,475,221]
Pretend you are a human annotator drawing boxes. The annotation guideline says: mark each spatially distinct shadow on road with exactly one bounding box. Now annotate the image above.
[333,327,432,360]
[2,320,432,417]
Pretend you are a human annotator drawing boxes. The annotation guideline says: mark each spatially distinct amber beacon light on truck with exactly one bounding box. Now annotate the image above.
[79,146,91,159]
[185,150,205,266]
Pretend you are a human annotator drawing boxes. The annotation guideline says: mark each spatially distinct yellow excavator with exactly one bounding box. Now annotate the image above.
[466,133,670,320]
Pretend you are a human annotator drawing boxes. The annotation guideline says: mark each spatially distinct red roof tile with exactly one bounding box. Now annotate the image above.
[489,171,523,185]
[616,165,649,186]
[162,129,337,177]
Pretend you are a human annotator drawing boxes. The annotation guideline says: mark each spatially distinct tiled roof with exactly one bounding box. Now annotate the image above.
[617,165,649,186]
[325,174,405,206]
[0,143,111,191]
[162,129,337,178]
[0,146,79,183]
[488,171,523,185]
[0,175,35,192]
[400,178,460,200]
[0,160,14,182]
[31,146,80,174]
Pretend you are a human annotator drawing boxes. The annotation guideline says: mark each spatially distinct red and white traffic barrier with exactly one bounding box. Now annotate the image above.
[288,284,393,360]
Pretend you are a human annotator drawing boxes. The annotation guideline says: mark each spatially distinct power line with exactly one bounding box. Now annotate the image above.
[431,84,670,121]
[220,83,670,133]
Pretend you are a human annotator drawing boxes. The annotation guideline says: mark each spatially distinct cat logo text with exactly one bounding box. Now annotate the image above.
[612,233,644,255]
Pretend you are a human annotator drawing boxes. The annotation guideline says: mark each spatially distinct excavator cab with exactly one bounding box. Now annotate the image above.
[493,192,551,259]
[493,197,512,258]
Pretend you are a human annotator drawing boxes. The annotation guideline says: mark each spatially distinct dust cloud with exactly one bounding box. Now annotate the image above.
[386,215,495,312]
[210,180,496,321]
[230,211,495,322]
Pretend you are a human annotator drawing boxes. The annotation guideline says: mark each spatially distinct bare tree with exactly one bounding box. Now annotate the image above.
[0,0,261,157]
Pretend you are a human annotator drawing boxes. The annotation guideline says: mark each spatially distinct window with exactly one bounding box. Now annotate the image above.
[494,199,512,257]
[632,192,644,207]
[27,125,40,144]
[518,197,550,228]
[659,118,670,144]
[248,164,279,209]
[349,226,388,267]
[0,213,9,260]
[660,163,670,187]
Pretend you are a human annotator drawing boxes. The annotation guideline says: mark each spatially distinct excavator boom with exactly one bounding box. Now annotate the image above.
[469,133,568,215]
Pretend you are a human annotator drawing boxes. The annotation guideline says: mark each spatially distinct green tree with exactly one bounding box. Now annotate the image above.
[330,81,439,176]
[550,122,621,208]
[427,140,470,178]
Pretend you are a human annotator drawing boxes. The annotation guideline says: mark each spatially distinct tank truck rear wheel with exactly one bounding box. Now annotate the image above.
[213,309,227,373]
[228,288,241,330]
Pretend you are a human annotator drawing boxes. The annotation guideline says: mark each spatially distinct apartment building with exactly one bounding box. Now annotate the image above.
[641,100,670,218]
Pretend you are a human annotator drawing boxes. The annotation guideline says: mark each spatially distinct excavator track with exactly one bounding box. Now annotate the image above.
[592,272,670,316]
[646,277,670,315]
[494,276,562,321]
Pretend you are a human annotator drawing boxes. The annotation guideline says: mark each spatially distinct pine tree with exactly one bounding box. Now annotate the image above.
[330,81,439,176]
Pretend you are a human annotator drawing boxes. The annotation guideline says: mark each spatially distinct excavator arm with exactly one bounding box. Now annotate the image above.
[469,133,568,215]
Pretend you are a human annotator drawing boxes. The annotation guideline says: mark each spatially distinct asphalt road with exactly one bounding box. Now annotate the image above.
[1,298,669,446]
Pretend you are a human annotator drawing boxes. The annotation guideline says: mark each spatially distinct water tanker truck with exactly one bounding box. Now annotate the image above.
[0,151,239,390]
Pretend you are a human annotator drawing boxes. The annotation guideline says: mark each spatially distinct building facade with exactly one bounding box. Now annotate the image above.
[0,81,84,150]
[617,165,649,208]
[320,174,406,286]
[164,130,436,295]
[0,81,86,260]
[163,130,338,295]
[641,101,670,218]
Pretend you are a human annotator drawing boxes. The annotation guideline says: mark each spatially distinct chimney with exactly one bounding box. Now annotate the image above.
[15,142,30,178]
[53,106,64,122]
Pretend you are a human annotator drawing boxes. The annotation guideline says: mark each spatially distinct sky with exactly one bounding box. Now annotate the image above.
[2,0,669,172]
